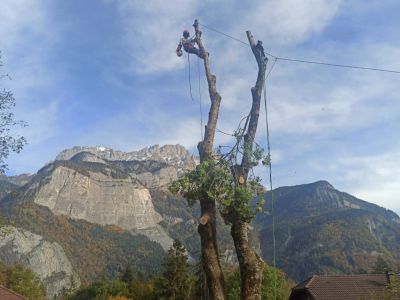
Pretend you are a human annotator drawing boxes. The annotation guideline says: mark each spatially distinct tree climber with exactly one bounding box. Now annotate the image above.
[256,40,269,62]
[176,30,205,59]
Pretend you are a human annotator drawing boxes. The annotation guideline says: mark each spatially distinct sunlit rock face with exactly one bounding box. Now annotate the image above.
[33,165,163,230]
[29,144,198,250]
[0,226,80,298]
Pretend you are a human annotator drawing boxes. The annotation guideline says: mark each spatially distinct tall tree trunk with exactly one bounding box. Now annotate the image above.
[193,19,226,300]
[231,31,267,300]
[231,220,264,300]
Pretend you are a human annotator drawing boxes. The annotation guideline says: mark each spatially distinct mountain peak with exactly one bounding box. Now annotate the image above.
[55,144,198,176]
[312,180,334,189]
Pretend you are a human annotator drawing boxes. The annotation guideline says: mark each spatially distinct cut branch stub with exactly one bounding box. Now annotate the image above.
[199,214,210,225]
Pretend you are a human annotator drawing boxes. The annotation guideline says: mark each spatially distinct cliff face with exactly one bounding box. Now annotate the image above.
[22,144,198,251]
[33,165,163,231]
[0,226,80,298]
[0,144,199,288]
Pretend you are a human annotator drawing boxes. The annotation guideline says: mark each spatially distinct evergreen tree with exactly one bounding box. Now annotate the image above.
[154,239,193,300]
[191,258,208,300]
[120,265,133,284]
[372,256,391,274]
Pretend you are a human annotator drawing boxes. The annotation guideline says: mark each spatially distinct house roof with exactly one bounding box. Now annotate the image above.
[289,274,398,300]
[0,286,28,300]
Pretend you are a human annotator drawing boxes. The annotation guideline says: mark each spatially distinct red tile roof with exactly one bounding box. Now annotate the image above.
[289,274,398,300]
[0,286,28,300]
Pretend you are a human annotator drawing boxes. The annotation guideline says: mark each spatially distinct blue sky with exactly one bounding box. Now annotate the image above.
[1,0,399,212]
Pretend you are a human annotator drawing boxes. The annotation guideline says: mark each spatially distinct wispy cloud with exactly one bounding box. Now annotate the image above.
[1,1,399,213]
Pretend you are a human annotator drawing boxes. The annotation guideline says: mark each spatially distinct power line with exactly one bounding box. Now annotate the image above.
[200,22,400,74]
[200,23,249,47]
[276,57,400,74]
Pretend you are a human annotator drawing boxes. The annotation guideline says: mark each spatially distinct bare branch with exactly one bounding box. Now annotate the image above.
[194,19,222,160]
[240,31,268,177]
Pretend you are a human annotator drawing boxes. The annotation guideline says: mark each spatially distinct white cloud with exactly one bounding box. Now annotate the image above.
[0,1,65,173]
[77,100,203,152]
[107,0,343,74]
[327,148,400,212]
[239,0,343,46]
[2,0,399,214]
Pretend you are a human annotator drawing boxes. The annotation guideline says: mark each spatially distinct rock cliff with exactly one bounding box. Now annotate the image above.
[33,165,163,231]
[41,144,198,250]
[0,226,80,298]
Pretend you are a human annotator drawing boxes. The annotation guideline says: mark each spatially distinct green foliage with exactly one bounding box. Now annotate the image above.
[225,264,293,300]
[372,256,391,274]
[129,278,154,300]
[169,158,267,224]
[169,159,234,206]
[120,265,133,284]
[381,277,400,300]
[65,273,154,300]
[0,53,27,173]
[70,279,128,300]
[0,262,46,300]
[154,239,193,300]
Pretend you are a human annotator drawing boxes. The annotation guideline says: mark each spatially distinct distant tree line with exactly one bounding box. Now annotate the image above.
[3,243,400,300]
[55,239,292,300]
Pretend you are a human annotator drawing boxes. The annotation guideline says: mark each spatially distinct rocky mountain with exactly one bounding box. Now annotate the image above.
[0,225,79,298]
[256,181,400,281]
[0,173,34,186]
[55,144,198,176]
[6,145,200,251]
[0,144,197,295]
[1,144,400,292]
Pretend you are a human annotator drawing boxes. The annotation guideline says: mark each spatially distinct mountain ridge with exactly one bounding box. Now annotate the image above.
[0,144,399,290]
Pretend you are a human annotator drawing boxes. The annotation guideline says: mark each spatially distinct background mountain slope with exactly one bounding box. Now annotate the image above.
[0,145,399,291]
[257,181,400,281]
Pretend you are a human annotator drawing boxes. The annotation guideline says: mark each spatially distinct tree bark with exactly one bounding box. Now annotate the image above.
[193,19,226,300]
[231,31,267,300]
[231,220,265,300]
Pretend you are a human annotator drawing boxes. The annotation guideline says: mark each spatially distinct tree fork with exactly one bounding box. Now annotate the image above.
[193,19,226,300]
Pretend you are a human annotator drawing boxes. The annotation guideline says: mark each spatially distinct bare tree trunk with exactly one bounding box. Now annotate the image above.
[193,19,226,300]
[231,31,267,300]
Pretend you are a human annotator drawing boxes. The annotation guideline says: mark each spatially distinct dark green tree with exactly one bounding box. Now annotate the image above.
[372,256,391,274]
[191,257,208,300]
[154,239,193,300]
[0,53,27,172]
[120,265,134,284]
